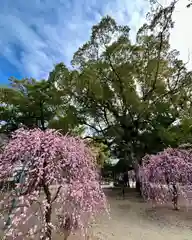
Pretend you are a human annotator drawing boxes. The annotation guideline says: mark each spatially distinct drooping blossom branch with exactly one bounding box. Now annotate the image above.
[139,148,192,210]
[0,128,108,239]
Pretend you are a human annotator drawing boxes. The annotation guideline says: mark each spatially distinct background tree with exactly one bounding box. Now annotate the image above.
[87,140,110,168]
[0,128,107,239]
[140,148,192,210]
[0,77,64,133]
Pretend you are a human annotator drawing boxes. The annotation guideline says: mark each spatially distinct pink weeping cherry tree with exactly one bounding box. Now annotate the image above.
[0,128,108,239]
[139,148,192,210]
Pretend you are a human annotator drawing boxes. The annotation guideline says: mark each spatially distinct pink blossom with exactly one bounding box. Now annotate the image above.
[140,148,192,208]
[0,128,108,239]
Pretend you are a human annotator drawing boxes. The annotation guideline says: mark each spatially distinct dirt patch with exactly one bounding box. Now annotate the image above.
[88,189,192,240]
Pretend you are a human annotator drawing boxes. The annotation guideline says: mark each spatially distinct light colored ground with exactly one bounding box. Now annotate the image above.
[84,188,192,240]
[1,188,192,239]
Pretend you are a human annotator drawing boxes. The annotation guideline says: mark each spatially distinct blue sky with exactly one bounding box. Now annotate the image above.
[0,0,191,85]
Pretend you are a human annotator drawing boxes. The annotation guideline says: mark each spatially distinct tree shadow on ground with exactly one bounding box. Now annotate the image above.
[104,187,144,202]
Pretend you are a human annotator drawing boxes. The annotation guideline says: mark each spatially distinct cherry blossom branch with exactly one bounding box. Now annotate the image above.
[51,186,62,203]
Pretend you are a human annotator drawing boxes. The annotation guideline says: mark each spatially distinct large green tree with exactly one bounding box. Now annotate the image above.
[51,2,192,185]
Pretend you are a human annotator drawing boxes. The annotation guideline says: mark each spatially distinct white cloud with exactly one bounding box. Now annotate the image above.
[0,0,148,79]
[156,0,192,69]
[170,0,192,69]
[0,0,191,80]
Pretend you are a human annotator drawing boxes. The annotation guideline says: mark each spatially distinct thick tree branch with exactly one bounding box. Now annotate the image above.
[142,6,173,101]
[99,35,135,125]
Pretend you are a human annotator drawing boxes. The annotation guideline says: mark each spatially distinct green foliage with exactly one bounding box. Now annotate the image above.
[87,140,110,167]
[52,3,192,167]
[0,77,67,132]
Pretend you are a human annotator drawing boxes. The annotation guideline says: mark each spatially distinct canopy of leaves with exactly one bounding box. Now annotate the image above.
[51,2,192,166]
[113,159,133,174]
[0,78,62,131]
[86,140,110,168]
[0,77,83,135]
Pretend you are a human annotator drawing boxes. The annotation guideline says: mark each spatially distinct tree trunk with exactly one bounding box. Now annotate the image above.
[39,100,46,131]
[41,183,52,240]
[134,164,142,196]
[136,180,141,194]
[63,232,70,240]
[63,216,72,240]
[172,184,179,210]
[127,172,130,188]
